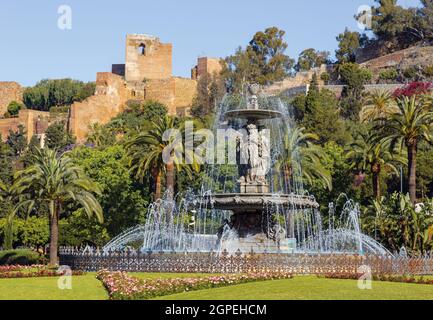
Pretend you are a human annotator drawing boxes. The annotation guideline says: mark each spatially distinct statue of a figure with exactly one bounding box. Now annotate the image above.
[247,124,260,182]
[248,84,260,110]
[244,124,270,184]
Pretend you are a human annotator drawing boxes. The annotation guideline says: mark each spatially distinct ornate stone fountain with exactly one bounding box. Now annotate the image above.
[203,84,319,253]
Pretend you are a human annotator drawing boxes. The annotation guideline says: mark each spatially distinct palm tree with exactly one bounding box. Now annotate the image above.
[0,180,33,249]
[15,148,103,266]
[373,95,433,203]
[347,132,406,200]
[360,90,399,123]
[126,115,199,201]
[276,126,332,191]
[87,123,114,147]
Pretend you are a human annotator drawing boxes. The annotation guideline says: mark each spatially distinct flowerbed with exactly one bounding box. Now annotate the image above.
[323,273,433,285]
[97,270,293,300]
[0,265,85,279]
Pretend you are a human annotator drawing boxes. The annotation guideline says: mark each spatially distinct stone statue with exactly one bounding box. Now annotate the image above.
[248,84,260,110]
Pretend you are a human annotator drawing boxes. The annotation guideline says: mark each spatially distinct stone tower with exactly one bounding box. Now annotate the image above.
[124,34,172,82]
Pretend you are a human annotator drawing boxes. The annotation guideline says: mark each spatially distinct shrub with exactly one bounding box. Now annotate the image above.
[0,249,45,266]
[379,68,398,81]
[423,65,433,77]
[393,82,433,98]
[320,72,330,84]
[50,106,70,114]
[403,66,418,80]
[7,101,24,116]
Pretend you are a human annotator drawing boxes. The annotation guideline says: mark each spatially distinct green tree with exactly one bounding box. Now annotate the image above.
[347,132,406,199]
[223,27,295,91]
[191,72,225,118]
[19,216,49,250]
[86,123,115,148]
[276,126,332,191]
[126,116,199,201]
[335,29,362,63]
[6,101,24,117]
[338,63,372,120]
[15,148,103,266]
[45,121,75,150]
[71,145,148,237]
[360,90,399,123]
[6,125,27,157]
[0,180,33,249]
[368,0,419,48]
[296,49,330,71]
[301,86,347,145]
[23,79,95,111]
[373,96,433,203]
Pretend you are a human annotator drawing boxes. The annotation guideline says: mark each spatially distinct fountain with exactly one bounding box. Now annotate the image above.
[103,84,390,257]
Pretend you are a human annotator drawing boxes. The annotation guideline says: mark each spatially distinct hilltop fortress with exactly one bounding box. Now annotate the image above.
[1,33,433,144]
[0,34,222,143]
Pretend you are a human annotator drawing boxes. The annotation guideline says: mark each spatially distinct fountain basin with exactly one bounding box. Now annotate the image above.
[201,193,320,211]
[224,109,283,121]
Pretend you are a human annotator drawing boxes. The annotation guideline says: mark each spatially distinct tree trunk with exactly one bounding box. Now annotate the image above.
[49,201,60,267]
[166,160,175,201]
[152,168,162,201]
[371,163,381,200]
[407,142,417,204]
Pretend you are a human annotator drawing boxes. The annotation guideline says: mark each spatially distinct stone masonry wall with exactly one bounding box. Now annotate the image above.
[125,34,172,82]
[70,72,128,143]
[174,77,197,116]
[360,46,433,73]
[144,78,176,115]
[0,82,23,117]
[0,109,50,142]
[264,65,329,96]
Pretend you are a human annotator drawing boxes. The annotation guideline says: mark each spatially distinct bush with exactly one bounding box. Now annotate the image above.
[320,72,330,84]
[50,106,70,114]
[6,101,24,117]
[403,66,418,80]
[379,68,398,81]
[0,249,44,266]
[423,65,433,77]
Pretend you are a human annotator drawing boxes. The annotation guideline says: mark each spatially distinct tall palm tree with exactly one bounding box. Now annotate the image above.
[15,148,103,266]
[373,95,433,203]
[126,115,199,201]
[276,126,332,191]
[347,132,406,200]
[0,180,33,249]
[360,90,399,123]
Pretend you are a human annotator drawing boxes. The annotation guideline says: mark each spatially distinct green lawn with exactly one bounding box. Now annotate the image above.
[1,274,433,300]
[157,276,433,300]
[0,274,107,300]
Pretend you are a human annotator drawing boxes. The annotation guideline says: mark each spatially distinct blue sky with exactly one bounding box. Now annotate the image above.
[0,0,421,86]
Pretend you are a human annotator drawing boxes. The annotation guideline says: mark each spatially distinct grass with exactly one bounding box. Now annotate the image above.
[1,273,433,300]
[156,276,433,300]
[0,273,107,300]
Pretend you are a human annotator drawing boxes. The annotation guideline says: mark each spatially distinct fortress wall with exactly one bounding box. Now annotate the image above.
[144,78,176,115]
[0,82,23,117]
[173,77,197,116]
[361,46,433,72]
[264,65,328,96]
[0,109,50,142]
[70,73,128,143]
[0,118,20,141]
